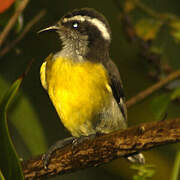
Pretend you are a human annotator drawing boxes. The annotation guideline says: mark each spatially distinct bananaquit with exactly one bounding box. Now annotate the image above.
[39,8,145,168]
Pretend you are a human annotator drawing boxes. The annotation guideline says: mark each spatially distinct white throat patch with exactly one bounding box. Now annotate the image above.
[63,15,111,41]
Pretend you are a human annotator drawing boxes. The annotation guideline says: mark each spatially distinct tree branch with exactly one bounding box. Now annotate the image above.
[126,69,180,108]
[0,9,46,58]
[22,118,180,180]
[0,0,29,48]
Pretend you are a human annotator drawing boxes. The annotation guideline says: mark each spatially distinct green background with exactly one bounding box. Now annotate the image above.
[0,0,180,179]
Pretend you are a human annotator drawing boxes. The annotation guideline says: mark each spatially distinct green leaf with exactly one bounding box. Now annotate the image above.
[170,30,180,43]
[150,93,171,121]
[135,18,162,41]
[10,95,47,155]
[0,77,24,180]
[169,21,180,43]
[15,14,24,33]
[0,169,5,180]
[0,76,47,155]
[171,150,180,180]
[131,164,155,180]
[14,0,24,33]
[171,85,180,100]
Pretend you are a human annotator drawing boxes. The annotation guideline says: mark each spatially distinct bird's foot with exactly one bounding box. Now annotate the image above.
[42,133,104,169]
[42,136,75,169]
[72,133,103,147]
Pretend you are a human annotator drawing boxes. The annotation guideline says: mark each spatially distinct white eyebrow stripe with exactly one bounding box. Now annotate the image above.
[63,15,111,40]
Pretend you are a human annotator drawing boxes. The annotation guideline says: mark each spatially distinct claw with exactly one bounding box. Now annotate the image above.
[42,134,100,169]
[42,137,75,169]
[72,134,98,148]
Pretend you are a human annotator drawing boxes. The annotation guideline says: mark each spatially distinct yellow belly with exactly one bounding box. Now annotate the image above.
[41,55,111,136]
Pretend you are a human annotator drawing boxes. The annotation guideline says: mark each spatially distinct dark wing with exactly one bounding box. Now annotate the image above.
[103,59,127,121]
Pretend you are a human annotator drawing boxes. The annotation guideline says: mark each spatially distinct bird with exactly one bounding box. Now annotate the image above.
[39,8,145,169]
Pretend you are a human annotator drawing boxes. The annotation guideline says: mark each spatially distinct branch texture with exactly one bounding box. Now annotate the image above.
[126,69,180,108]
[0,9,46,58]
[22,118,180,180]
[0,0,29,48]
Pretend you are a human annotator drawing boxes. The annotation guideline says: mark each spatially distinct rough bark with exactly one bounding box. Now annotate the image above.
[22,118,180,180]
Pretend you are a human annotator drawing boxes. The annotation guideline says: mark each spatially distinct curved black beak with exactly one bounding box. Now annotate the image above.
[37,25,59,34]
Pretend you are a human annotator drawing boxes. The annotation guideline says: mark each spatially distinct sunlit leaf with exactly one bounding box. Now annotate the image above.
[135,18,162,41]
[171,85,180,100]
[131,164,155,180]
[0,77,24,180]
[150,93,171,121]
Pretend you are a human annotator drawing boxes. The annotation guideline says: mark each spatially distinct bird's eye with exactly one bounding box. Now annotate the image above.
[72,22,79,29]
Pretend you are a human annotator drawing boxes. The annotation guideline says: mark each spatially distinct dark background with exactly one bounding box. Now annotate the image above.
[1,0,180,179]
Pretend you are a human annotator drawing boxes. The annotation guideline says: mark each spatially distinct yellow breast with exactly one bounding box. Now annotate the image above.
[40,55,112,136]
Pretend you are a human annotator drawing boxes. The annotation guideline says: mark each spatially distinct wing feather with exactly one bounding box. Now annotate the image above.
[103,60,127,121]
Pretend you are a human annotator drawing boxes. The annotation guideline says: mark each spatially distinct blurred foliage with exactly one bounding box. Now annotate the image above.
[171,150,180,180]
[0,170,5,180]
[0,75,47,156]
[0,0,180,180]
[14,0,24,33]
[170,21,180,42]
[135,18,162,41]
[0,0,15,14]
[150,93,171,121]
[0,0,24,32]
[150,85,180,121]
[131,164,155,180]
[0,76,24,180]
[171,85,180,100]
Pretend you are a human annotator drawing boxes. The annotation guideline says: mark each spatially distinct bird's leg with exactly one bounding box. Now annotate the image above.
[72,135,95,146]
[42,133,104,169]
[42,136,76,169]
[72,132,104,146]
